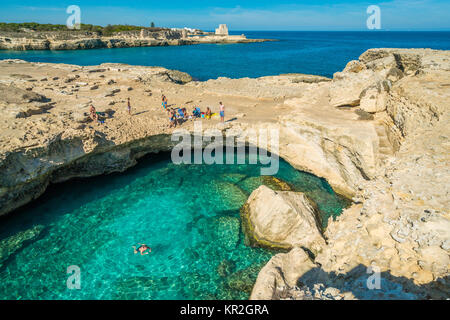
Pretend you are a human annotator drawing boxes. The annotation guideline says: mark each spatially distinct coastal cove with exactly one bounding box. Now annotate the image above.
[0,45,449,300]
[1,31,450,80]
[0,151,348,299]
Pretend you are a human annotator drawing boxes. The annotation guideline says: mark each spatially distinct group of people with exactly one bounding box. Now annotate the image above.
[167,107,189,128]
[88,94,226,128]
[89,104,106,124]
[162,94,226,127]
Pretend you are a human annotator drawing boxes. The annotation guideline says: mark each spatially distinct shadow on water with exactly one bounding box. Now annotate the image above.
[0,146,350,240]
[0,151,172,238]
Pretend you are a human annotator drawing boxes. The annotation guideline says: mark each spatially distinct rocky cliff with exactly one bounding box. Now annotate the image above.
[249,48,450,300]
[0,30,271,50]
[0,48,448,299]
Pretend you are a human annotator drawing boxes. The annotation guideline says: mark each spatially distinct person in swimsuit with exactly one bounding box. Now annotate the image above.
[133,243,151,255]
[206,107,212,120]
[127,98,131,115]
[219,102,225,123]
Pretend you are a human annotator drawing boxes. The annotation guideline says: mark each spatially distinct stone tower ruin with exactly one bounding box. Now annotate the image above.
[215,24,229,36]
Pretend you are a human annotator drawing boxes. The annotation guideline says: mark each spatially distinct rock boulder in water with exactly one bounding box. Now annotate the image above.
[241,185,325,253]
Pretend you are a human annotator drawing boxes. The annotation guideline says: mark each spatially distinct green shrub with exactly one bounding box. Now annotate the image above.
[0,22,163,34]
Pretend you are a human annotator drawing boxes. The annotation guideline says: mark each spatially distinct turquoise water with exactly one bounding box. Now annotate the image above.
[0,151,348,300]
[1,31,449,80]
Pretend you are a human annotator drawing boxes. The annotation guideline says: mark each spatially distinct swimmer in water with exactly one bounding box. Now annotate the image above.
[132,243,151,255]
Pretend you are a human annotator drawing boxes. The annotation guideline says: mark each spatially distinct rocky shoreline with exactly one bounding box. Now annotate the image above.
[0,47,449,299]
[0,29,273,50]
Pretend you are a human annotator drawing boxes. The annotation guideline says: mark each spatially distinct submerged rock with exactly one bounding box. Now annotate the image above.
[213,216,241,251]
[208,181,248,211]
[261,176,293,192]
[220,173,247,184]
[0,224,45,268]
[192,215,240,258]
[217,259,236,278]
[238,176,293,195]
[113,276,171,299]
[226,262,267,294]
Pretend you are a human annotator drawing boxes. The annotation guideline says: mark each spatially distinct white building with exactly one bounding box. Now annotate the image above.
[170,27,197,33]
[215,24,229,36]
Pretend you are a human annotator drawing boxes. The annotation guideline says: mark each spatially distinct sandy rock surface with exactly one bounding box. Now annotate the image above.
[0,48,449,299]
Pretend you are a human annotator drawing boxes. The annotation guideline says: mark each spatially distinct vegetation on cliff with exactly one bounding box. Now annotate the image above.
[0,22,166,35]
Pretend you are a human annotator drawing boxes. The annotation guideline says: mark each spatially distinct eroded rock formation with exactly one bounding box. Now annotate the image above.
[0,48,448,299]
[0,29,270,51]
[241,185,325,253]
[248,48,450,300]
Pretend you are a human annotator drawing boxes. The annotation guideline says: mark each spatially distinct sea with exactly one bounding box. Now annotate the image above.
[0,31,449,80]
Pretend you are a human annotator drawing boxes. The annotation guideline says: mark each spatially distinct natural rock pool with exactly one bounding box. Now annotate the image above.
[0,151,349,300]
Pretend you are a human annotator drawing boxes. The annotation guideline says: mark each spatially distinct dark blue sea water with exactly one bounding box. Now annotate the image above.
[0,31,449,80]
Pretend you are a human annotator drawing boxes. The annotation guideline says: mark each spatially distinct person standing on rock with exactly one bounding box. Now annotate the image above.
[89,104,99,123]
[162,94,168,109]
[219,102,225,123]
[127,97,131,115]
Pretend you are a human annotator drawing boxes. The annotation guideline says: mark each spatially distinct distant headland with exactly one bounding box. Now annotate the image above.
[0,22,275,51]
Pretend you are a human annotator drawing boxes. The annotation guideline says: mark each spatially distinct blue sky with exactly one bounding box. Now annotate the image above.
[0,0,449,31]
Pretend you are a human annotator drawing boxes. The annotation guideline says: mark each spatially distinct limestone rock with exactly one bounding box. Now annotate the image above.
[71,111,90,123]
[250,247,317,300]
[343,60,366,73]
[329,70,380,107]
[14,102,55,118]
[359,80,391,113]
[0,83,47,104]
[242,185,325,253]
